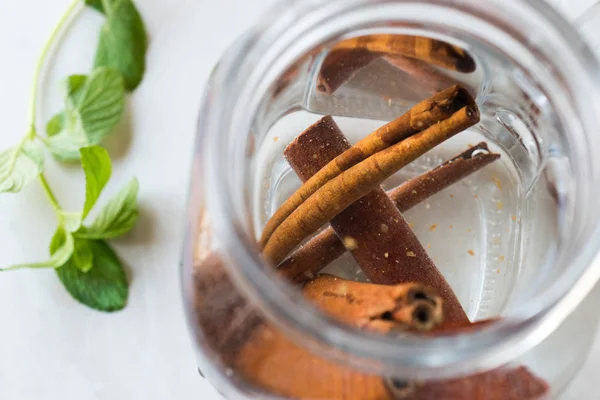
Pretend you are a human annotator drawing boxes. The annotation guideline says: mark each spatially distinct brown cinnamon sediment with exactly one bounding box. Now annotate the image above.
[333,35,476,73]
[259,85,475,248]
[302,274,444,333]
[280,143,500,283]
[236,276,444,399]
[263,105,480,265]
[317,48,381,94]
[284,115,470,325]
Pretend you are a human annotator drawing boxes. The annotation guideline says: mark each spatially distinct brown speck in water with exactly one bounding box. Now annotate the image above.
[450,194,454,198]
[406,251,416,257]
[474,194,479,199]
[512,215,517,221]
[467,228,472,233]
[429,224,438,232]
[496,268,501,274]
[408,222,415,228]
[427,243,431,249]
[499,255,505,262]
[304,271,315,280]
[496,201,504,210]
[449,225,453,229]
[343,236,358,250]
[492,176,503,190]
[273,136,279,142]
[468,250,475,256]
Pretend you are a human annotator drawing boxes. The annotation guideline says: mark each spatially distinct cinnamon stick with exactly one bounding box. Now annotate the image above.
[259,85,475,249]
[317,48,381,94]
[283,115,469,325]
[333,35,476,73]
[302,274,444,333]
[263,105,479,265]
[390,366,549,400]
[280,143,500,283]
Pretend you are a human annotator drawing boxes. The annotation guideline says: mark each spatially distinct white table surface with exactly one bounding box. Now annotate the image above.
[0,0,597,399]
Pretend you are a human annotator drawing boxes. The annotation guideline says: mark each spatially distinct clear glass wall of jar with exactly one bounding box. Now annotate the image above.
[181,0,600,398]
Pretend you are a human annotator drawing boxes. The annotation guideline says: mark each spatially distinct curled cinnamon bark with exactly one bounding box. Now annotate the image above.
[303,274,444,333]
[262,105,479,265]
[280,143,500,283]
[259,85,475,249]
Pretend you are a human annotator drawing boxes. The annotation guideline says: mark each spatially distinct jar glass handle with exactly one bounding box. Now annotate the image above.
[576,1,600,53]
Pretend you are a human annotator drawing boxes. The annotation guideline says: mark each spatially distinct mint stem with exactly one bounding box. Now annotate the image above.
[39,173,62,213]
[29,0,80,218]
[28,0,81,139]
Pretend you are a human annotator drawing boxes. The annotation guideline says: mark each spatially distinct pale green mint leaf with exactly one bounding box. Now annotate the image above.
[76,178,138,239]
[44,68,125,161]
[2,227,74,271]
[94,0,148,91]
[72,239,94,273]
[43,131,89,161]
[46,112,65,137]
[80,146,112,219]
[55,240,128,312]
[0,141,44,193]
[60,211,83,233]
[73,68,125,144]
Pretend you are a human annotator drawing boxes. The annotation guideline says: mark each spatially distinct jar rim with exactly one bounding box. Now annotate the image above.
[193,0,600,379]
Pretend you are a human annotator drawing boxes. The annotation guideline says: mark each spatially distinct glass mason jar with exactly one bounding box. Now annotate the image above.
[182,0,600,398]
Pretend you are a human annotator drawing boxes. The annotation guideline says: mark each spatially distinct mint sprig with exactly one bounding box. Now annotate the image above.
[0,0,147,312]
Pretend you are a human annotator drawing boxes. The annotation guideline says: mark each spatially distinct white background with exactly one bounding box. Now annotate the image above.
[0,0,597,399]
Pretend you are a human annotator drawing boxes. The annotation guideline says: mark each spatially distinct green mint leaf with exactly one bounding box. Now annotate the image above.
[44,67,125,161]
[93,0,148,91]
[72,239,94,273]
[2,227,74,271]
[65,74,88,100]
[80,146,112,219]
[76,178,139,239]
[46,112,65,137]
[0,140,44,193]
[84,0,107,13]
[55,240,128,311]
